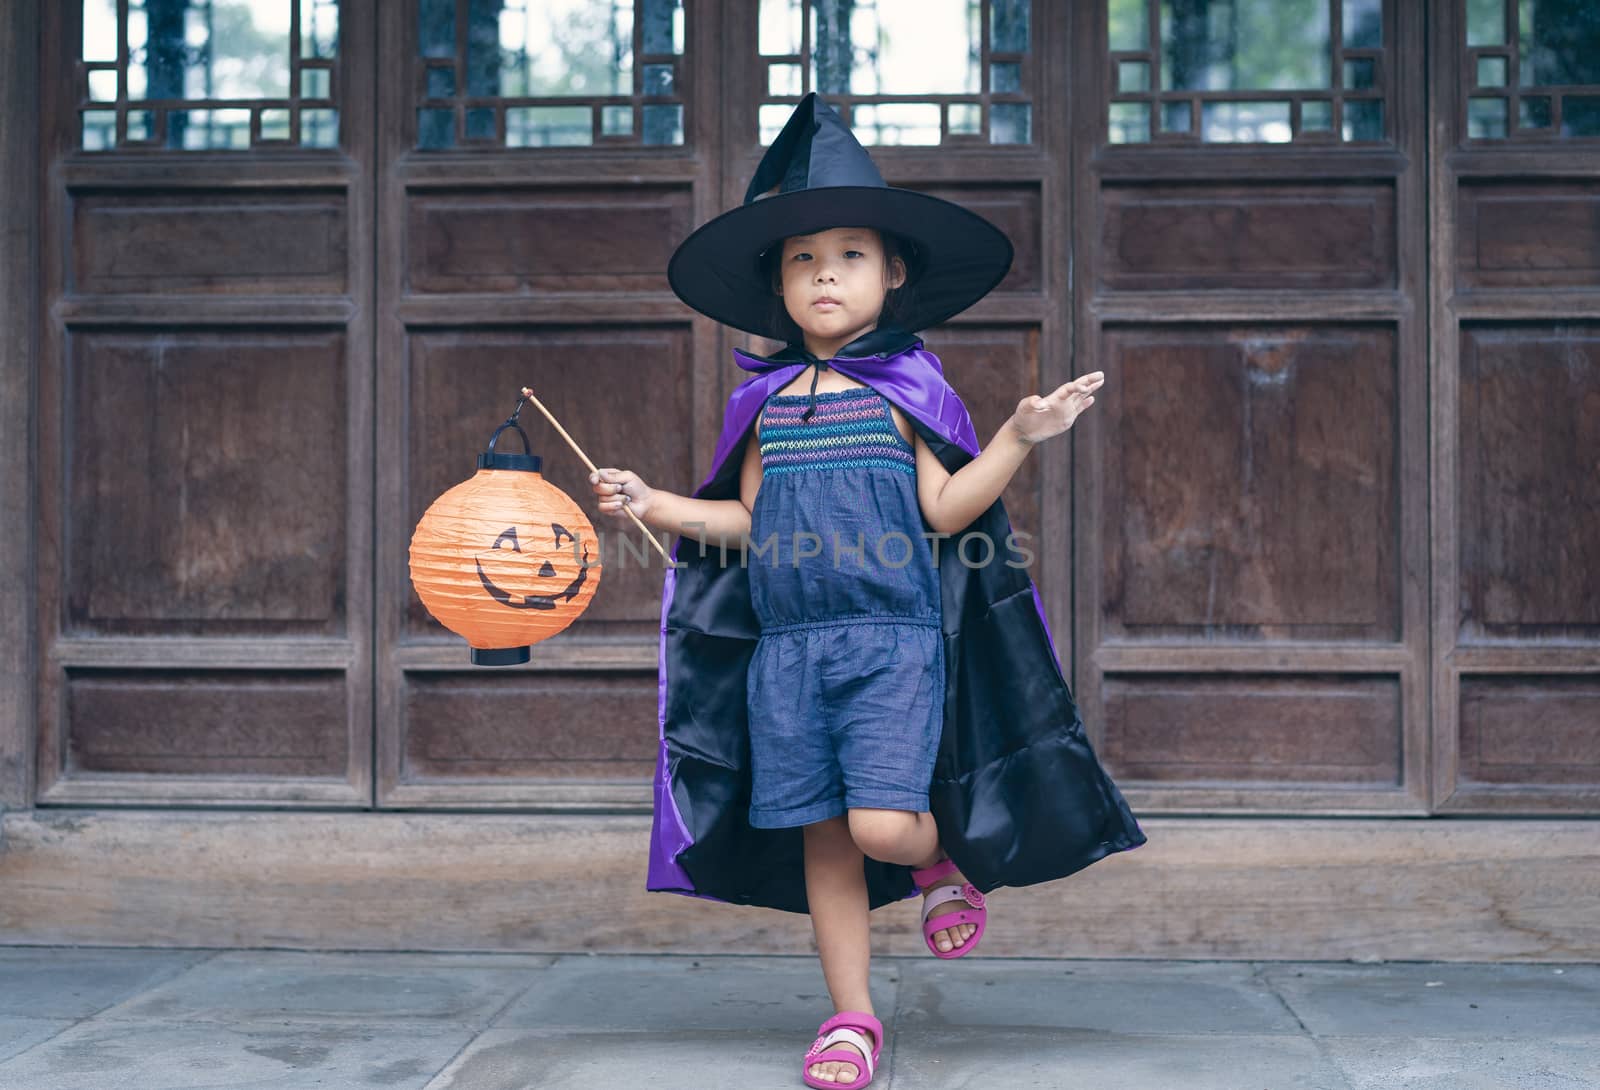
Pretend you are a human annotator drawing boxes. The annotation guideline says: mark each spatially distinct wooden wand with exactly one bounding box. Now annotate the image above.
[519,385,673,565]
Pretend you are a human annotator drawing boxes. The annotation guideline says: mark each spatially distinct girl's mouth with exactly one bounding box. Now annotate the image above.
[813,298,841,310]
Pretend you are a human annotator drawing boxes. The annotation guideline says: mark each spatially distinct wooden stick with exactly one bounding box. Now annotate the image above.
[519,386,674,564]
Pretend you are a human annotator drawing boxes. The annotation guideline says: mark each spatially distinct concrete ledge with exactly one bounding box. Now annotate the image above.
[1,809,1597,960]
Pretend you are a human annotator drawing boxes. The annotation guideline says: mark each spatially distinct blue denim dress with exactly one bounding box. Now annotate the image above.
[745,383,946,829]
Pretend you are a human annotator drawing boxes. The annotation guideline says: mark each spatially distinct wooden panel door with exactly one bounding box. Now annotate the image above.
[1072,0,1432,812]
[35,0,376,805]
[1429,0,1600,813]
[373,0,719,807]
[373,0,1057,809]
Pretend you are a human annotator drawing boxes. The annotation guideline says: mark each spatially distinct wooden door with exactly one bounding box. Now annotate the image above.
[35,0,377,806]
[373,0,715,807]
[372,0,1057,810]
[1429,0,1600,814]
[1071,0,1433,812]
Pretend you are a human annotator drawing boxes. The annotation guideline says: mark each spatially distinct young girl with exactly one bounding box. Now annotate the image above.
[590,94,1144,1089]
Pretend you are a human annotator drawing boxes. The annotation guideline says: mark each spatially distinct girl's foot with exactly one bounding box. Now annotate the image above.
[918,856,978,954]
[807,1022,876,1085]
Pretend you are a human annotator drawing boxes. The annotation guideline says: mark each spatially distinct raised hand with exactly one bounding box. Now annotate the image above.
[1008,371,1104,445]
[589,467,654,521]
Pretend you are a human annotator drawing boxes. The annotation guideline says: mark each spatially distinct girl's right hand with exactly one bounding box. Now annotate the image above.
[590,467,653,521]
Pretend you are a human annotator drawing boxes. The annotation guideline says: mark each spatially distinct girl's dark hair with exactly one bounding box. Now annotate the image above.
[760,228,921,346]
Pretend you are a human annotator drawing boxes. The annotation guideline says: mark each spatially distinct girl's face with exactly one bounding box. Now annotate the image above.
[776,226,907,354]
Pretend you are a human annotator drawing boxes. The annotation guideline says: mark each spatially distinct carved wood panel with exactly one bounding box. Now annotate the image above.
[33,0,375,807]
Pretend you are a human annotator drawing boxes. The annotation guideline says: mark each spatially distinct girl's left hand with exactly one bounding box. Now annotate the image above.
[1007,371,1104,445]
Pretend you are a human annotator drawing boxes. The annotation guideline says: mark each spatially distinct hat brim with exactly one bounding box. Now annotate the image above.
[667,186,1013,341]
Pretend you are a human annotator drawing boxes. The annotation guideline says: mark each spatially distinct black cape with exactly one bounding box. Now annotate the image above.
[647,328,1147,913]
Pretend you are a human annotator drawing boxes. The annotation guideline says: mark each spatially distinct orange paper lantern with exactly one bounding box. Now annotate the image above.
[409,408,602,665]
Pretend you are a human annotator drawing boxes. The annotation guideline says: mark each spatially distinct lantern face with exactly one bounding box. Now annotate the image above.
[474,524,594,610]
[409,468,602,662]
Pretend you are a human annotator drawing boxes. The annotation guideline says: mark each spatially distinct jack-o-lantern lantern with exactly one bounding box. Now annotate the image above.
[409,407,601,665]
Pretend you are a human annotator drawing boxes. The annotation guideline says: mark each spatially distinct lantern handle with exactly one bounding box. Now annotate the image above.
[485,396,533,458]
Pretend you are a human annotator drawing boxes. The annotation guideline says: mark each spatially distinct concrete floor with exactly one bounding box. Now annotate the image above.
[0,946,1596,1089]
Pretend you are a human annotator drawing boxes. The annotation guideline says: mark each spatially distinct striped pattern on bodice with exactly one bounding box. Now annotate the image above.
[759,387,915,476]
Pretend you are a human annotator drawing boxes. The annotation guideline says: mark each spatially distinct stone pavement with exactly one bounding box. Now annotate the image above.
[0,946,1595,1089]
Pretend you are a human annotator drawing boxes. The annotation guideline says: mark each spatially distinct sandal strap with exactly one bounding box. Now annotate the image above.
[920,880,984,923]
[808,1027,875,1079]
[817,1010,883,1059]
[910,856,959,887]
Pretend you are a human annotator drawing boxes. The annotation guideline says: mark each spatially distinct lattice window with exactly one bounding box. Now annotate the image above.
[757,0,1033,146]
[1464,0,1600,139]
[1106,0,1386,144]
[80,0,340,151]
[415,0,686,149]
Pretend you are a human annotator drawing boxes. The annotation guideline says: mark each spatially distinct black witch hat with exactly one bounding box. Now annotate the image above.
[667,93,1013,342]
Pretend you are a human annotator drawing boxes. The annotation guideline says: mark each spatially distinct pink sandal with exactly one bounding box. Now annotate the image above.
[911,856,987,958]
[802,1010,882,1090]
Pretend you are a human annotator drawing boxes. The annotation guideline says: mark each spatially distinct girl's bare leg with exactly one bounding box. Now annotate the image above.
[802,815,877,1084]
[847,809,978,954]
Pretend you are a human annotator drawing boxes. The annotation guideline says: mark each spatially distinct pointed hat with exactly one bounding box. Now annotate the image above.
[667,93,1013,341]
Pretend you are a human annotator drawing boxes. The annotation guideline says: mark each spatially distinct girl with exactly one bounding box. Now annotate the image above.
[590,94,1144,1089]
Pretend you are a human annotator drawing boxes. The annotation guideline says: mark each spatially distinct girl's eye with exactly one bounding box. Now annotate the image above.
[791,252,812,261]
[844,250,863,258]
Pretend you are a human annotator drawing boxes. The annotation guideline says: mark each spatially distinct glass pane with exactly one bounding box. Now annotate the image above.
[1118,60,1150,92]
[425,67,454,99]
[853,102,941,145]
[1161,100,1193,132]
[642,102,683,144]
[1343,0,1382,47]
[811,0,980,95]
[1162,0,1331,91]
[1342,97,1382,139]
[466,106,496,138]
[641,0,683,54]
[1302,98,1333,130]
[129,0,292,100]
[82,110,117,150]
[1468,95,1508,137]
[506,105,591,146]
[1202,100,1292,142]
[1109,101,1150,142]
[419,0,454,59]
[1344,57,1375,89]
[949,102,981,135]
[1466,0,1505,45]
[1519,94,1553,127]
[1565,96,1600,136]
[418,107,456,148]
[1477,55,1508,87]
[1518,0,1600,87]
[990,101,1031,143]
[303,67,332,98]
[301,0,338,58]
[260,106,290,139]
[991,0,1029,52]
[602,104,633,135]
[169,107,251,149]
[1108,0,1148,51]
[88,68,119,101]
[644,63,675,94]
[301,106,338,146]
[991,62,1022,93]
[768,62,801,95]
[84,0,118,61]
[759,102,794,143]
[760,0,802,54]
[471,0,633,98]
[127,109,154,140]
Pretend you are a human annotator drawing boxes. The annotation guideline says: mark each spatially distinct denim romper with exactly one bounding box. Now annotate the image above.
[745,382,946,829]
